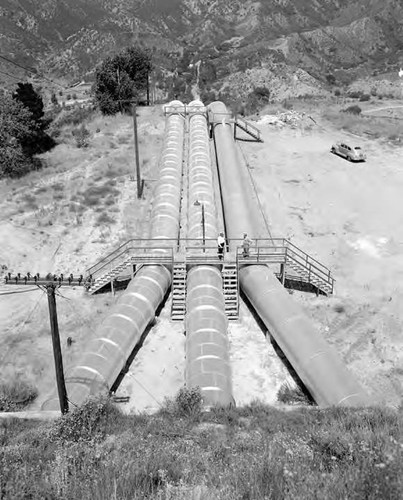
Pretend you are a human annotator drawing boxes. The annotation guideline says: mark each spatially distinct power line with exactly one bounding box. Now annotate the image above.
[0,54,36,74]
[0,53,65,88]
[0,288,45,365]
[0,287,39,296]
[0,69,22,81]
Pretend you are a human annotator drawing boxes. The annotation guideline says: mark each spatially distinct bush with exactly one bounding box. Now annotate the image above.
[53,107,95,129]
[96,212,116,225]
[343,105,362,115]
[0,378,38,411]
[348,91,363,99]
[72,125,90,148]
[359,94,371,102]
[51,396,120,442]
[175,386,203,416]
[277,382,313,405]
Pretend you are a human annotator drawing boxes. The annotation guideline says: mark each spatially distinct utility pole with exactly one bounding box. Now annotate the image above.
[131,102,143,199]
[146,71,150,106]
[46,283,69,414]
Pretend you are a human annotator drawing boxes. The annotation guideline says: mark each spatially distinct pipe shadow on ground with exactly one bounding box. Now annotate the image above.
[110,287,173,394]
[240,289,316,406]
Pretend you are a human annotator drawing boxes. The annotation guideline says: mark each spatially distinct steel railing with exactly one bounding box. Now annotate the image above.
[163,104,207,116]
[86,237,334,290]
[234,116,262,141]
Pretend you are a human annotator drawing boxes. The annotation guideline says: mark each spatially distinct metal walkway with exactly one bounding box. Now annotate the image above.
[78,238,334,320]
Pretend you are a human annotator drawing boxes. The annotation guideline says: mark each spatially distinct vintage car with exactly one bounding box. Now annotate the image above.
[331,141,366,162]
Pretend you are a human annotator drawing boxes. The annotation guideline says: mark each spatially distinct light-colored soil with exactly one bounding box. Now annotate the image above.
[1,102,402,413]
[241,114,403,407]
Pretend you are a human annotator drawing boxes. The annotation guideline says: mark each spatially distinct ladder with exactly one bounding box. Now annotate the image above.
[171,262,187,320]
[222,263,239,320]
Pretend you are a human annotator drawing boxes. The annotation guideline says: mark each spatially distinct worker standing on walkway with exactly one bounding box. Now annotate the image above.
[217,232,225,260]
[242,233,253,258]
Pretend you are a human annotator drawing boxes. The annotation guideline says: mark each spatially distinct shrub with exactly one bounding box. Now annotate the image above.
[359,94,371,102]
[96,212,116,225]
[343,105,362,115]
[50,395,120,442]
[334,89,341,96]
[348,91,363,99]
[0,378,38,411]
[72,125,90,148]
[175,386,203,417]
[53,107,95,128]
[277,382,313,405]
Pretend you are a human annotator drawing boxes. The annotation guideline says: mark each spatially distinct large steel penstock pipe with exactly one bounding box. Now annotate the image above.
[209,101,371,407]
[42,101,185,410]
[185,100,233,408]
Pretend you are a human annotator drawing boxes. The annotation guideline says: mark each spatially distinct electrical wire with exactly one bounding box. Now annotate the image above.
[0,287,39,296]
[0,289,45,365]
[0,68,22,81]
[56,291,99,338]
[0,54,36,74]
[128,372,163,408]
[0,53,65,88]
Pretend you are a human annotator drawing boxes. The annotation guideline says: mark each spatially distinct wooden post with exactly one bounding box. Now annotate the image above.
[132,102,142,199]
[146,72,150,106]
[46,284,69,414]
[280,263,286,286]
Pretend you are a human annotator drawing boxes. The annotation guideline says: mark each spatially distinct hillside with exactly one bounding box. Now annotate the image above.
[1,0,403,98]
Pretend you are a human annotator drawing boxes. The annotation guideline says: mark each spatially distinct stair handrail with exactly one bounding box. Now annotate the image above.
[86,238,178,277]
[235,116,261,140]
[284,245,334,287]
[231,237,334,288]
[89,246,175,281]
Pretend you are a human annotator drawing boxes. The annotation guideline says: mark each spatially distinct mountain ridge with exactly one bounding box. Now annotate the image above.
[1,0,402,98]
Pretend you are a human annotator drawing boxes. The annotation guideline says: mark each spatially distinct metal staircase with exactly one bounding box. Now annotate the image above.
[222,263,239,320]
[171,261,187,320]
[283,257,333,295]
[87,256,135,294]
[234,117,263,142]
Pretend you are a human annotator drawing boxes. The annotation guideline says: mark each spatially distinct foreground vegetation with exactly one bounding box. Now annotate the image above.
[0,392,402,499]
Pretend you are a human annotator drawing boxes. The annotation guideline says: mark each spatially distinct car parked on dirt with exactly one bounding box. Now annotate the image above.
[331,141,366,162]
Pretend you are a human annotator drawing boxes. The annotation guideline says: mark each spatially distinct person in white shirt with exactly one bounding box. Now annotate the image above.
[217,232,225,260]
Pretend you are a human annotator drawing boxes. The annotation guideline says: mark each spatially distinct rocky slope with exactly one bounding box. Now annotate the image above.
[1,0,402,98]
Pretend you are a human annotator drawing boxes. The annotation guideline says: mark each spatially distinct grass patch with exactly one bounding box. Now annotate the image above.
[0,394,402,499]
[323,108,403,140]
[24,193,39,210]
[277,382,313,405]
[80,183,120,208]
[95,212,116,225]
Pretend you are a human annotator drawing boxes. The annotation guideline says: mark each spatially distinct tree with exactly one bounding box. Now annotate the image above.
[0,94,39,178]
[93,46,152,115]
[12,82,55,156]
[13,82,44,125]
